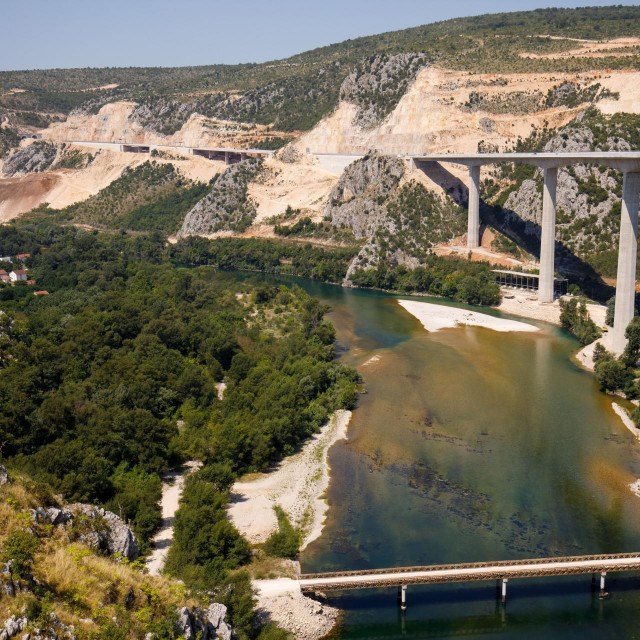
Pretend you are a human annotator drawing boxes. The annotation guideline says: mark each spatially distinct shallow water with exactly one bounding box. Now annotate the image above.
[235,273,640,638]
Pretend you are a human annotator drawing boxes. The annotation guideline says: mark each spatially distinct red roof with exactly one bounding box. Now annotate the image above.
[34,291,49,296]
[16,254,30,259]
[0,270,6,276]
[13,270,27,275]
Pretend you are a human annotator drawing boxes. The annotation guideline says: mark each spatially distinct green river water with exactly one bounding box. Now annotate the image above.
[244,274,640,638]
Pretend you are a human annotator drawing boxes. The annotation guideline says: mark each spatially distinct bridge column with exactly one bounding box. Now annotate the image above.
[501,578,508,604]
[467,164,481,248]
[241,152,247,162]
[224,151,230,165]
[400,585,407,611]
[599,572,607,598]
[538,167,558,303]
[611,171,640,353]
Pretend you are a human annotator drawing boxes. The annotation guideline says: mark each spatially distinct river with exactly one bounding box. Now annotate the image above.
[237,273,640,638]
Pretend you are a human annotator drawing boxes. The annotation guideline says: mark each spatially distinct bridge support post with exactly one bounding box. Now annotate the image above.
[611,171,640,353]
[400,585,407,612]
[241,152,247,162]
[467,164,481,249]
[501,578,508,604]
[538,166,558,303]
[224,151,230,165]
[599,572,607,599]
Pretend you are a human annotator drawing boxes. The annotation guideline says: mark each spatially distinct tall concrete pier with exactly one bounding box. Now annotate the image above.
[539,167,558,304]
[467,165,481,248]
[612,171,640,352]
[415,152,640,352]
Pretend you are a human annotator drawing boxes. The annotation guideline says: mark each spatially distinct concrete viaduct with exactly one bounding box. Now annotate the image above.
[65,142,640,352]
[415,152,640,354]
[66,140,274,165]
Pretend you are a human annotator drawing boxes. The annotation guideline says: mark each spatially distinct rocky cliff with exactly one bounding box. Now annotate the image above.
[178,158,263,236]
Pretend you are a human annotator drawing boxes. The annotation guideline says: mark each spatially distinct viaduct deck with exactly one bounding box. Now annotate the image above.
[298,553,640,592]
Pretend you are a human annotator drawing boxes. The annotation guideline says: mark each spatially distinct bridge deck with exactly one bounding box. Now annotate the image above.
[298,553,640,592]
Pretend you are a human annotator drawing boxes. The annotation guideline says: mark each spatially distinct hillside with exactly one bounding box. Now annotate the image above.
[2,6,640,138]
[3,6,640,293]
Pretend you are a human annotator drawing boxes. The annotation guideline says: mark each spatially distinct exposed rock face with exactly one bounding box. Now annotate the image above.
[502,124,625,261]
[0,612,76,640]
[0,465,10,486]
[29,503,138,561]
[2,142,57,177]
[178,158,263,236]
[175,604,232,640]
[340,53,428,128]
[325,151,405,239]
[324,151,465,281]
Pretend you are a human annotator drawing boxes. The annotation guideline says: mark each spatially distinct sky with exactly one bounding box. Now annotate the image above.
[0,0,634,71]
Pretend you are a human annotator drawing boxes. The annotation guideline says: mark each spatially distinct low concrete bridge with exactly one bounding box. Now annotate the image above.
[65,140,274,164]
[295,552,640,610]
[414,152,640,353]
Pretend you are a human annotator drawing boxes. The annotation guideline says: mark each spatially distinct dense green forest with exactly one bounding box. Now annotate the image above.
[349,256,502,306]
[0,220,358,637]
[2,6,640,134]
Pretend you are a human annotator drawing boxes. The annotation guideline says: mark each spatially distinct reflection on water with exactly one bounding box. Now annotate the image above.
[230,273,640,638]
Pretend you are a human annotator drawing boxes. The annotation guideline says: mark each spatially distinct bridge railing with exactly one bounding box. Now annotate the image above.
[298,552,640,580]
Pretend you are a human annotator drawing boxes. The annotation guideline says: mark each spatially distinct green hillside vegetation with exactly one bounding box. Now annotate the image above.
[0,219,358,637]
[2,6,640,133]
[350,255,501,306]
[43,161,209,233]
[170,235,360,283]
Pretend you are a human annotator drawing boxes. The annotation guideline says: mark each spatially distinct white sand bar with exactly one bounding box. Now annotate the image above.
[228,409,351,551]
[398,300,540,333]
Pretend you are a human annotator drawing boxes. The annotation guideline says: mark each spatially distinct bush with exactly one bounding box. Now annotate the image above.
[559,298,600,345]
[1,529,39,578]
[263,507,301,559]
[595,359,629,392]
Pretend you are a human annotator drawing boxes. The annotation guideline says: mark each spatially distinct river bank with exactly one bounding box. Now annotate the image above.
[228,410,351,639]
[228,409,351,549]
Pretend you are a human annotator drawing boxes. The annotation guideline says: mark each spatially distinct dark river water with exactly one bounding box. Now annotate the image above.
[238,273,640,638]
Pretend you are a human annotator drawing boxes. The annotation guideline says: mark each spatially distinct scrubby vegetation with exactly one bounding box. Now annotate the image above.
[0,219,359,636]
[559,297,601,345]
[171,235,359,283]
[350,255,501,306]
[44,160,209,234]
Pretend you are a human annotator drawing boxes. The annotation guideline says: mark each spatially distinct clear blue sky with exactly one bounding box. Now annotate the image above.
[1,0,633,71]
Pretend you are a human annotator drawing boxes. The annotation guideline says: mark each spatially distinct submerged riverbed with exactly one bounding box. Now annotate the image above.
[235,273,640,638]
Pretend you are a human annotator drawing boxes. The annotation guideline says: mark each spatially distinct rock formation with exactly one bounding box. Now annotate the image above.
[178,158,263,236]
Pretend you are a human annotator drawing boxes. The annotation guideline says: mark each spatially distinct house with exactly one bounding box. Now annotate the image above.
[0,257,10,264]
[33,291,49,296]
[9,270,27,282]
[16,254,30,261]
[0,275,9,284]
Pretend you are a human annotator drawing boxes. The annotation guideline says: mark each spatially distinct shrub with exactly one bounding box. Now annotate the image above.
[263,507,301,559]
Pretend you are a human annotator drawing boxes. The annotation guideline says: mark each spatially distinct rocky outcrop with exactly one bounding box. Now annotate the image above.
[0,465,10,486]
[2,142,57,177]
[29,503,138,561]
[0,611,76,640]
[340,53,428,128]
[175,603,232,640]
[178,158,263,236]
[502,122,626,262]
[325,151,405,239]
